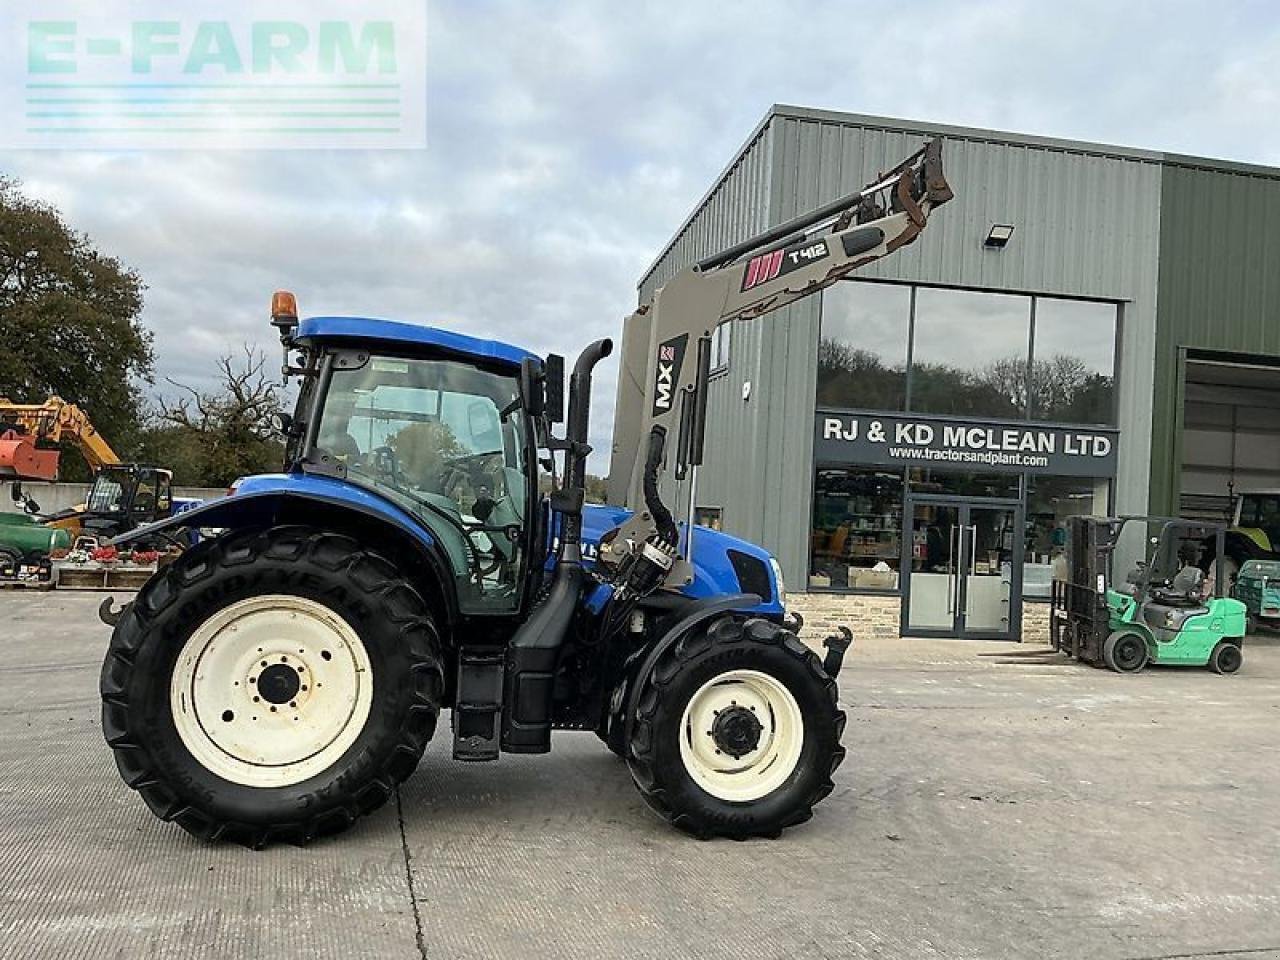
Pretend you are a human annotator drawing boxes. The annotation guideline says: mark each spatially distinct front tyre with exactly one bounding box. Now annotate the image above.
[627,617,846,839]
[1102,629,1148,674]
[100,526,445,848]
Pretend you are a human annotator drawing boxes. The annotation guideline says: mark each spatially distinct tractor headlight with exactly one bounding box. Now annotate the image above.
[769,556,786,606]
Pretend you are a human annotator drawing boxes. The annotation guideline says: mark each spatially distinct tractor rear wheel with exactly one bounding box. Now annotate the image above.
[1103,630,1148,674]
[100,526,445,848]
[626,617,845,839]
[1209,641,1243,675]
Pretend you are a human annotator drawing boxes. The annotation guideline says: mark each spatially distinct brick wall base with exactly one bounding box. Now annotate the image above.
[787,592,1051,646]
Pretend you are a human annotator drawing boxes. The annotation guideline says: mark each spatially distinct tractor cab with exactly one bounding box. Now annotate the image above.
[292,326,537,615]
[45,464,175,539]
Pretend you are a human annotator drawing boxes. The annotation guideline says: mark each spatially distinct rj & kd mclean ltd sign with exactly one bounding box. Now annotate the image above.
[814,411,1118,477]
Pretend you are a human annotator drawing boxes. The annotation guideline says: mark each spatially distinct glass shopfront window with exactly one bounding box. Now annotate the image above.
[1023,475,1111,599]
[908,469,1021,500]
[911,288,1030,419]
[820,281,1118,427]
[810,282,1119,611]
[1031,298,1118,425]
[817,282,910,411]
[809,467,903,591]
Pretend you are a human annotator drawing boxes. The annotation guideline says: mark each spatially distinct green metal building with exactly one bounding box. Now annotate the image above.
[608,105,1280,640]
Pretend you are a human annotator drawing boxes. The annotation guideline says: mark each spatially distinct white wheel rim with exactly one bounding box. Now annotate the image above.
[678,669,804,803]
[169,595,373,788]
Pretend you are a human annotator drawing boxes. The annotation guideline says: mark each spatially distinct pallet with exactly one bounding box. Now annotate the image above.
[56,566,155,591]
[0,578,55,591]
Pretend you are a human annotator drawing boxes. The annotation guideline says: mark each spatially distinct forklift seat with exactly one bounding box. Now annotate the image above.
[1142,600,1208,632]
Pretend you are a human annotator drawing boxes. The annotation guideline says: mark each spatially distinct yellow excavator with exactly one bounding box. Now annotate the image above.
[0,396,182,546]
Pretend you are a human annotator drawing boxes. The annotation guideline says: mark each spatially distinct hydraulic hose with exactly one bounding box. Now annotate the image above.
[643,425,679,547]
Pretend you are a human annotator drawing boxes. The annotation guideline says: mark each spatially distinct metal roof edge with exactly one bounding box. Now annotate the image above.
[636,105,1280,298]
[770,104,1280,180]
[636,104,782,295]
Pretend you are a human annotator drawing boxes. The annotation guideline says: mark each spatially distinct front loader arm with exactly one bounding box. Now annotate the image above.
[621,139,952,513]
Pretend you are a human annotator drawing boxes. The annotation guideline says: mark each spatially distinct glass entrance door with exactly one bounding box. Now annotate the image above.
[903,497,1023,639]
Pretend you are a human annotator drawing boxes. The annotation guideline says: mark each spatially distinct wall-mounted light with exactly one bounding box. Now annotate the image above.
[984,224,1015,249]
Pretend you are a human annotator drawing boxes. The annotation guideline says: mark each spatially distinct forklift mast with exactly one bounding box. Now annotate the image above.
[607,140,952,563]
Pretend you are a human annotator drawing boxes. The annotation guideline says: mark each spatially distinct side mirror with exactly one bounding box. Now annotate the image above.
[9,482,20,504]
[270,411,301,439]
[544,354,565,424]
[519,357,545,419]
[23,497,40,515]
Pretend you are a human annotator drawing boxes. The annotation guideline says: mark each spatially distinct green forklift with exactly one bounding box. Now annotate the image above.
[1051,516,1247,674]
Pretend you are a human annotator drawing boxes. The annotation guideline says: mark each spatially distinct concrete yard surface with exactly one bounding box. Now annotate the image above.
[2,591,1279,960]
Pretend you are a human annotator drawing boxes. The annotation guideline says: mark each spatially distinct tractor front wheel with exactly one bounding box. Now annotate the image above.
[100,526,445,847]
[1209,641,1243,675]
[626,617,845,839]
[1103,630,1148,674]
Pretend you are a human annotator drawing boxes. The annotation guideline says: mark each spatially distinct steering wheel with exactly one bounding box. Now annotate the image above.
[439,450,504,499]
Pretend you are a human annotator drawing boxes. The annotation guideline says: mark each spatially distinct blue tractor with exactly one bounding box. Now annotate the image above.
[100,142,951,846]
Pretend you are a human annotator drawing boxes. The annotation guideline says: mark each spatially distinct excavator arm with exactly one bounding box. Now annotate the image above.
[603,140,952,580]
[0,396,121,481]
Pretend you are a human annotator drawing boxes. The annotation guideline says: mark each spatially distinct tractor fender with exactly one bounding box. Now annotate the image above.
[621,592,763,743]
[110,481,459,625]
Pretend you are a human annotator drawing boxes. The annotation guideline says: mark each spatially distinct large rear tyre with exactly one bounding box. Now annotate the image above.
[1209,640,1243,675]
[1103,630,1148,674]
[100,526,445,848]
[1210,555,1239,594]
[626,617,846,839]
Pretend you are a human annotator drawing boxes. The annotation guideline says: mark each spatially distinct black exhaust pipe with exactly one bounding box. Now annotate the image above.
[502,339,612,754]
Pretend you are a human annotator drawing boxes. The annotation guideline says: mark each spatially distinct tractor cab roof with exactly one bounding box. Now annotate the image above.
[295,315,537,369]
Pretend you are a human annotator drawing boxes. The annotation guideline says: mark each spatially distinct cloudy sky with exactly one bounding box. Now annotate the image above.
[4,0,1279,471]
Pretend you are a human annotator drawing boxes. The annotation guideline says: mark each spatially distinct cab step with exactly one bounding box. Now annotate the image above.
[452,651,504,762]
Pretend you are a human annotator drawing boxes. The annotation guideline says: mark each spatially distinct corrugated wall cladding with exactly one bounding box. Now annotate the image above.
[628,106,1173,586]
[1151,164,1280,513]
[639,122,774,301]
[613,119,775,506]
[756,111,1165,584]
[680,301,820,584]
[769,113,1163,299]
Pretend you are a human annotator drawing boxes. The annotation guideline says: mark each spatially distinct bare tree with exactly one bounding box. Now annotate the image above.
[146,346,285,486]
